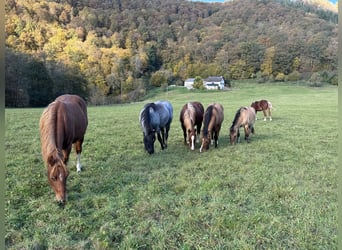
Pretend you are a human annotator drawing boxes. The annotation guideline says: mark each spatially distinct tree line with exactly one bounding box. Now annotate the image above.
[5,0,337,107]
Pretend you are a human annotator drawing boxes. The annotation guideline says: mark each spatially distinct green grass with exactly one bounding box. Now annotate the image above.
[5,82,337,249]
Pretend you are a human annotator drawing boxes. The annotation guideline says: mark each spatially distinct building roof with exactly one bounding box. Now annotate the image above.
[203,76,224,82]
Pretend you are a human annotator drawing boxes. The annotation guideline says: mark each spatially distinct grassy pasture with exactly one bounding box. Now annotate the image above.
[5,82,337,249]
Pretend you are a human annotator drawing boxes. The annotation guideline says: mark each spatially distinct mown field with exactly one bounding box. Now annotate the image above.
[5,82,337,249]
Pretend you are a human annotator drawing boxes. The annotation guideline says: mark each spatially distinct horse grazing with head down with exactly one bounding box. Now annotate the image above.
[39,94,88,206]
[180,101,204,150]
[200,103,224,152]
[251,99,273,121]
[139,100,173,154]
[229,106,256,144]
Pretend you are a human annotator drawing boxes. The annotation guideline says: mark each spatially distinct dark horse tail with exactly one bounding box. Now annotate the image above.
[203,105,214,137]
[230,108,242,132]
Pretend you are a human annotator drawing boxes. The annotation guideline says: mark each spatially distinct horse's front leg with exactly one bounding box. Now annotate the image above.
[214,130,219,148]
[196,124,201,143]
[181,125,187,144]
[75,139,84,172]
[157,130,165,150]
[210,130,214,145]
[237,129,241,143]
[244,126,250,143]
[262,110,267,121]
[62,146,72,164]
[268,109,272,121]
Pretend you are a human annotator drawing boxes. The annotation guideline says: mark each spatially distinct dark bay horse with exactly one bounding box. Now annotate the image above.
[139,100,173,154]
[251,99,273,121]
[229,106,256,144]
[39,94,88,205]
[179,101,204,150]
[200,103,224,152]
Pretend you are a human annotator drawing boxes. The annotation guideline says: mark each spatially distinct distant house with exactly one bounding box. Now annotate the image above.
[184,76,226,90]
[184,78,195,89]
[203,76,225,90]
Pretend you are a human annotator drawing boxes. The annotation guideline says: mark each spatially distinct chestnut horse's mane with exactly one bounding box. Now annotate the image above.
[202,105,214,137]
[183,103,195,127]
[40,101,61,165]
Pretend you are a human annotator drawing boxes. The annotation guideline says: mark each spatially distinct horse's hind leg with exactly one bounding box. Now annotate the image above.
[268,109,272,121]
[75,139,84,172]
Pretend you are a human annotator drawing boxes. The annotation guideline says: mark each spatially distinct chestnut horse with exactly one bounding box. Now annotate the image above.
[139,100,173,154]
[179,101,204,150]
[229,106,256,144]
[39,94,88,205]
[200,103,224,152]
[251,99,273,121]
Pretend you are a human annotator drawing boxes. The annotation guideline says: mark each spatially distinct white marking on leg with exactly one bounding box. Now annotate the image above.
[76,154,82,172]
[263,117,266,121]
[270,117,272,121]
[191,135,195,150]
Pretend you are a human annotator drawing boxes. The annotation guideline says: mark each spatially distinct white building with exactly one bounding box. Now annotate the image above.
[184,78,195,89]
[203,76,225,90]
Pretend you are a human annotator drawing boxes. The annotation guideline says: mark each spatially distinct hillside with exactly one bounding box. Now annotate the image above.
[5,0,338,106]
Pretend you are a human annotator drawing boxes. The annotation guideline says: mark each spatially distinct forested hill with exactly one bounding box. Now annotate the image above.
[5,0,338,107]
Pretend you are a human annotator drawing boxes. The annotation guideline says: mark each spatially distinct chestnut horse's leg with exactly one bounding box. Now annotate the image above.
[63,146,72,164]
[268,108,272,121]
[214,130,219,148]
[244,125,250,142]
[196,124,201,143]
[75,139,84,172]
[181,125,187,144]
[262,110,267,121]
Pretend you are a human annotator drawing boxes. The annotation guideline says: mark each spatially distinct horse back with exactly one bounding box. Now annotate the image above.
[192,102,204,124]
[55,95,88,146]
[213,103,224,125]
[155,100,173,127]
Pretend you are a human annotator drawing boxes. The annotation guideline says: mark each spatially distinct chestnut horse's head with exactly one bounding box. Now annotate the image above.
[47,154,69,205]
[200,132,211,152]
[229,126,239,145]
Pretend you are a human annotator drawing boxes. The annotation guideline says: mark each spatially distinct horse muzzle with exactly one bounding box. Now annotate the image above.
[57,199,65,208]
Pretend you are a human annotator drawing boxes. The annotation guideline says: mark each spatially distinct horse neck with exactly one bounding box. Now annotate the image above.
[203,107,215,137]
[183,109,194,129]
[231,109,243,130]
[40,104,61,163]
[140,105,154,135]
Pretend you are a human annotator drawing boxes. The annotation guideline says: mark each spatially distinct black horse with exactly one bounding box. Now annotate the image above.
[139,100,173,154]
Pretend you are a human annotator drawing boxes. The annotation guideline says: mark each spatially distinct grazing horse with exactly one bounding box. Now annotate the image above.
[251,99,273,121]
[229,106,256,144]
[200,103,224,152]
[179,101,204,150]
[39,94,88,205]
[139,100,173,154]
